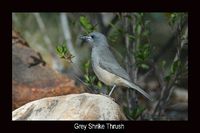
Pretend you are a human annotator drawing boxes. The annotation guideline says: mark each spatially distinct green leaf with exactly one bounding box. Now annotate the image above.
[84,60,90,69]
[136,25,142,34]
[170,60,181,75]
[123,107,129,114]
[124,106,146,120]
[126,14,132,21]
[131,106,146,120]
[164,75,171,82]
[161,60,166,68]
[109,23,123,34]
[140,13,144,17]
[97,81,102,88]
[90,76,96,83]
[143,30,150,37]
[63,46,67,53]
[141,64,149,69]
[168,13,178,27]
[56,44,68,58]
[56,47,61,53]
[128,34,135,40]
[79,16,95,33]
[84,75,90,82]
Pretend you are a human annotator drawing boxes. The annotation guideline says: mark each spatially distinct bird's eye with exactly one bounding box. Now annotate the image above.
[91,35,94,38]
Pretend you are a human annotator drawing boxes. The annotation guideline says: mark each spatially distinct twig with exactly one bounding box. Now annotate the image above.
[96,13,106,33]
[71,72,93,93]
[62,54,93,92]
[103,14,119,35]
[152,20,188,117]
[134,68,138,83]
[153,18,187,63]
[70,63,84,77]
[60,13,77,61]
[138,68,153,83]
[166,86,175,102]
[123,13,138,114]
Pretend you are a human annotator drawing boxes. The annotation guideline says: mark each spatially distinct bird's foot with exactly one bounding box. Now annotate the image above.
[100,93,115,101]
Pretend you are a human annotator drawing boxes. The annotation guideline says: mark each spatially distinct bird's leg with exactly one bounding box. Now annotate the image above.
[108,84,116,96]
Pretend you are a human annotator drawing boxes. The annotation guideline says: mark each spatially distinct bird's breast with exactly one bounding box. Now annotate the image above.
[92,63,118,86]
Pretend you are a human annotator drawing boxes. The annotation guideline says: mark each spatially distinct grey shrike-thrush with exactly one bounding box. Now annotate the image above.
[80,32,153,101]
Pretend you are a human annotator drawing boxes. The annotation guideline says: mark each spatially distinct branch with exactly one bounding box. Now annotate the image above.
[104,14,119,35]
[60,13,83,77]
[60,13,77,59]
[152,22,188,117]
[153,19,187,63]
[33,13,63,71]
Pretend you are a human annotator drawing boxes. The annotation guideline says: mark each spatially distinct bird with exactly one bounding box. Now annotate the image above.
[80,32,153,101]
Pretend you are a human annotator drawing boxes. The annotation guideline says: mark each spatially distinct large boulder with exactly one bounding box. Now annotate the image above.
[12,93,127,120]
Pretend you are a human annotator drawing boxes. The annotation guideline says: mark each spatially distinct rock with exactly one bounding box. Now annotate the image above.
[12,30,29,47]
[12,93,127,120]
[172,88,188,103]
[12,30,85,110]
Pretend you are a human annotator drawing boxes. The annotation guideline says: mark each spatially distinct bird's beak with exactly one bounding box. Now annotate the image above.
[79,35,92,41]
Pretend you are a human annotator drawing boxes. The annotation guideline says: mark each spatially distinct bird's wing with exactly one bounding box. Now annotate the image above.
[98,46,131,81]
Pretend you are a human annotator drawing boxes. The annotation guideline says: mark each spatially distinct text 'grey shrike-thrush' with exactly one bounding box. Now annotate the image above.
[80,32,153,101]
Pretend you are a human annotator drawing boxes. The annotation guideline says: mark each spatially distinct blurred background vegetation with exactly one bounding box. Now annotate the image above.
[12,13,188,120]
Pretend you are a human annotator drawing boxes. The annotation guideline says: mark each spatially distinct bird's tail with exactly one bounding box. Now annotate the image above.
[123,80,153,101]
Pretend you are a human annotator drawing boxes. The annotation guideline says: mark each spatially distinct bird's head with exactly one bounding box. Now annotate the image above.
[80,32,108,47]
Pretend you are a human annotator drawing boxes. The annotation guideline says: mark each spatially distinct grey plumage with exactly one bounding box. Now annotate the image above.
[80,32,153,101]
